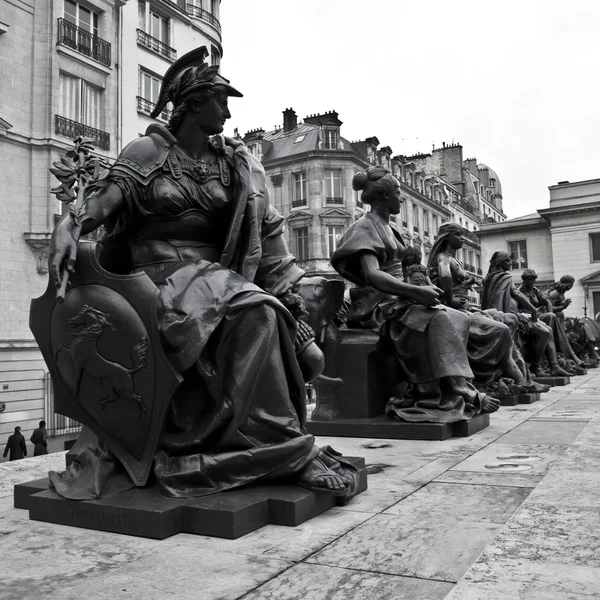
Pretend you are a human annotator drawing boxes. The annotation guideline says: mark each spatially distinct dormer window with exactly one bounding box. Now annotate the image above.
[323,129,339,150]
[490,178,496,188]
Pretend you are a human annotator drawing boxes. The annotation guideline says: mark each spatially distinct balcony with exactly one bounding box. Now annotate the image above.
[136,29,177,62]
[325,197,343,205]
[186,4,222,32]
[292,199,307,208]
[137,96,171,122]
[55,115,110,151]
[57,18,111,67]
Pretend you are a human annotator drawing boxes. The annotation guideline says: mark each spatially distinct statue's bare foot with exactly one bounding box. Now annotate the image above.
[481,395,500,414]
[550,363,571,377]
[530,364,546,377]
[298,456,350,496]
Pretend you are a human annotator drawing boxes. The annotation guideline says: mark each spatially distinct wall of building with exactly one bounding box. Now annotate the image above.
[549,213,600,318]
[479,226,554,283]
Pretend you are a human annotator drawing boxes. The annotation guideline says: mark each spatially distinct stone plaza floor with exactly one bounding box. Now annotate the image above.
[1,371,599,600]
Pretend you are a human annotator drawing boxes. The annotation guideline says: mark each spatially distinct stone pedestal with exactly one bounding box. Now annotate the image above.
[310,328,490,440]
[307,414,489,441]
[13,457,367,540]
[500,392,541,406]
[533,376,570,387]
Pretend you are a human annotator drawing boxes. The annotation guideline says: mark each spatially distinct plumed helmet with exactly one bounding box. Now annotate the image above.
[150,46,243,119]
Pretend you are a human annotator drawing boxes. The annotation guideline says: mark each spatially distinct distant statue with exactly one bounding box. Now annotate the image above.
[546,275,575,321]
[481,252,570,377]
[428,223,534,395]
[331,165,499,424]
[45,47,359,502]
[519,269,585,369]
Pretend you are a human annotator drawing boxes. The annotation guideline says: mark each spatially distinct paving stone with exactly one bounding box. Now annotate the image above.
[239,563,454,600]
[496,420,587,445]
[307,512,502,582]
[434,470,544,488]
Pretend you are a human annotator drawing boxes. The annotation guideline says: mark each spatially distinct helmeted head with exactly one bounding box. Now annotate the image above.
[352,165,402,214]
[150,46,243,136]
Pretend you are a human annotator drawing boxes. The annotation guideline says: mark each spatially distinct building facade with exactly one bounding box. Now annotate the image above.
[120,0,222,145]
[0,0,124,446]
[0,0,223,446]
[477,178,600,318]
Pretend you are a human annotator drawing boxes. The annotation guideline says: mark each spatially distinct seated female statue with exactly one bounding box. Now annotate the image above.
[330,165,499,424]
[48,48,357,501]
[427,223,533,393]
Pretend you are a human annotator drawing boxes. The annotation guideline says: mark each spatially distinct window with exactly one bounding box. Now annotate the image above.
[211,46,220,66]
[139,69,161,104]
[323,129,339,150]
[423,209,429,236]
[508,240,528,269]
[413,204,420,232]
[150,10,169,44]
[293,172,307,207]
[590,233,600,262]
[59,72,101,129]
[327,226,344,257]
[65,0,98,37]
[293,134,306,144]
[401,199,408,227]
[432,214,439,234]
[490,178,495,188]
[324,169,342,203]
[295,227,309,262]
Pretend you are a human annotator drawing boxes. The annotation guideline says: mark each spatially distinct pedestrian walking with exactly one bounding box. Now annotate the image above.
[30,420,49,456]
[3,426,27,461]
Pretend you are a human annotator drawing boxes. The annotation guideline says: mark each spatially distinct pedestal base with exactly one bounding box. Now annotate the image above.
[13,457,367,540]
[501,392,541,406]
[532,376,570,387]
[307,414,489,441]
[585,359,599,369]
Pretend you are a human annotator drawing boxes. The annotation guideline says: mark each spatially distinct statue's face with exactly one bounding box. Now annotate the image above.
[522,275,536,287]
[410,272,428,286]
[500,256,512,271]
[565,282,573,292]
[386,178,402,215]
[448,230,464,250]
[193,92,231,135]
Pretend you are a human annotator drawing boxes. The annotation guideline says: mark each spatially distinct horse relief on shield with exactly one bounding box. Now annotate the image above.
[55,303,149,419]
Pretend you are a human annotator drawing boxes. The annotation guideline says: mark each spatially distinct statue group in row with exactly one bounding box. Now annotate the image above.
[39,47,591,510]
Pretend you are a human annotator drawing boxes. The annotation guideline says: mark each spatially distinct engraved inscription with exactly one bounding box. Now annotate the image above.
[68,505,131,528]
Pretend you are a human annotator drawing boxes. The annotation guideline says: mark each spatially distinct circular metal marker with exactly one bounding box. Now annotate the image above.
[484,463,533,472]
[496,454,543,463]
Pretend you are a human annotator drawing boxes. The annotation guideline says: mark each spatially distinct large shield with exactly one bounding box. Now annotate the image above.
[30,242,182,486]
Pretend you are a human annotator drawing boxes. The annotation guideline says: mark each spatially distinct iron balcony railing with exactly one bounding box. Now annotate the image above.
[402,220,408,227]
[136,96,171,122]
[185,4,222,32]
[136,29,177,62]
[57,18,111,67]
[292,199,307,208]
[55,115,110,151]
[325,197,343,205]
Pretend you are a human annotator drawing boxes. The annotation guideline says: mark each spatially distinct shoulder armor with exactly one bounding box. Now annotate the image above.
[109,125,176,186]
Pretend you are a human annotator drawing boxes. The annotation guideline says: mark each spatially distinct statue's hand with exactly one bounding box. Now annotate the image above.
[565,298,572,306]
[409,285,441,307]
[49,219,78,300]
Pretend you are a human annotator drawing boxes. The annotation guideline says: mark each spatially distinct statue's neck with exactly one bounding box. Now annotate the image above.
[175,118,211,160]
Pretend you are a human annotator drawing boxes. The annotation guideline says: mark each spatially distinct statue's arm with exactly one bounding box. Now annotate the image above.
[359,253,441,306]
[511,283,538,318]
[49,181,125,293]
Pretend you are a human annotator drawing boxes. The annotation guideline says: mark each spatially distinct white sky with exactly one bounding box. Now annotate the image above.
[219,0,600,219]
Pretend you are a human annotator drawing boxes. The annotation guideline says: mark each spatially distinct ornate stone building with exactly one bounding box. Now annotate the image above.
[243,109,370,278]
[478,177,600,318]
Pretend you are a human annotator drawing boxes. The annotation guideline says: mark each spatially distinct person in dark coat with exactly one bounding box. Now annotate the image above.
[3,426,27,461]
[30,421,49,456]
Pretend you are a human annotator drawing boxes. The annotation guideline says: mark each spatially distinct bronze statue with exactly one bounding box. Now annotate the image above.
[546,275,575,320]
[481,252,570,377]
[46,47,359,502]
[519,269,585,369]
[428,223,536,395]
[330,165,499,424]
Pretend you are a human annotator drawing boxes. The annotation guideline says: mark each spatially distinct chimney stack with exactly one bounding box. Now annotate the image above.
[283,108,297,133]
